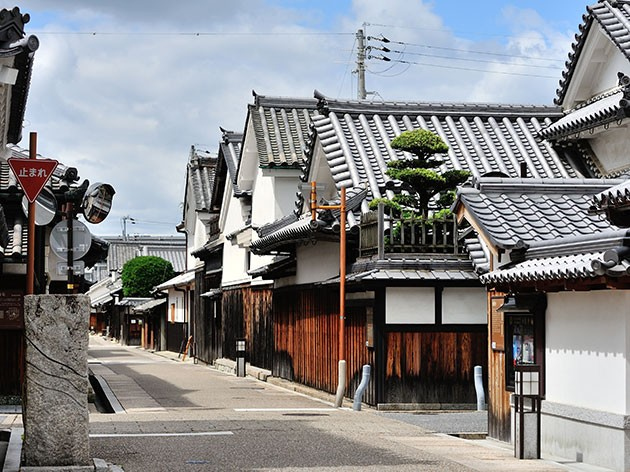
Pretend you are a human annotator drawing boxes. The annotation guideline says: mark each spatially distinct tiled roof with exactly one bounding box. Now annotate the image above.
[218,128,245,197]
[348,255,478,282]
[311,95,587,215]
[456,177,622,250]
[464,237,490,274]
[480,229,630,284]
[249,93,317,168]
[555,1,630,105]
[155,269,195,290]
[0,8,39,146]
[592,178,630,210]
[541,79,630,141]
[104,236,187,273]
[249,187,367,255]
[187,145,218,212]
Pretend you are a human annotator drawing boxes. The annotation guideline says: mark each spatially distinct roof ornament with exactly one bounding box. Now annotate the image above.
[314,89,330,115]
[0,7,29,46]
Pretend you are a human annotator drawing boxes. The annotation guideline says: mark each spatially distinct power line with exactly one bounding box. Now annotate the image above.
[384,47,561,70]
[371,37,565,63]
[32,30,353,37]
[375,57,558,79]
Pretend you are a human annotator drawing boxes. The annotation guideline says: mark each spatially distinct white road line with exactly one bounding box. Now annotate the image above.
[90,431,234,438]
[233,407,340,412]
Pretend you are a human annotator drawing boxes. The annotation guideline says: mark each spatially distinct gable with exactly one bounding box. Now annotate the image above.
[556,1,630,108]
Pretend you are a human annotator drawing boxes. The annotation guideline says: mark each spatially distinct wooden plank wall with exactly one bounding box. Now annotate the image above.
[221,285,274,371]
[383,330,487,404]
[272,286,375,405]
[488,290,511,442]
[0,330,23,396]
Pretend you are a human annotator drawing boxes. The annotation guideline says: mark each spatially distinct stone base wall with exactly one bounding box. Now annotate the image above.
[22,295,91,467]
[541,401,630,472]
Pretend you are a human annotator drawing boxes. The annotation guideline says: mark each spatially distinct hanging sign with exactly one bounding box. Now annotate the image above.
[7,157,58,203]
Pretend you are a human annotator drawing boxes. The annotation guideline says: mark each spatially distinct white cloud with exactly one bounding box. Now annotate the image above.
[18,1,581,237]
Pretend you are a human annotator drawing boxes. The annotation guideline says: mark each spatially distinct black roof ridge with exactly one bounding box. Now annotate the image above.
[467,177,625,194]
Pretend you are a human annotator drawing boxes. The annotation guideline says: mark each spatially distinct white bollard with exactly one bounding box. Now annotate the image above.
[474,365,486,411]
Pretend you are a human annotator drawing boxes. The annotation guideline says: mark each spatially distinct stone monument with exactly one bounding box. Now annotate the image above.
[22,294,91,467]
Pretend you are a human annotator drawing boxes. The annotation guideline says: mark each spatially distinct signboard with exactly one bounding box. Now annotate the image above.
[7,157,59,203]
[49,219,92,260]
[0,291,23,329]
[490,295,505,351]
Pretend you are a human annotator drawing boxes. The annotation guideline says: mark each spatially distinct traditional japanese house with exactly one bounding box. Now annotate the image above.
[249,92,591,407]
[190,129,242,364]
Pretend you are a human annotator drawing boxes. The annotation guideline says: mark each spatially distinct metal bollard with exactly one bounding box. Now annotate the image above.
[236,339,246,377]
[474,365,486,411]
[353,364,371,411]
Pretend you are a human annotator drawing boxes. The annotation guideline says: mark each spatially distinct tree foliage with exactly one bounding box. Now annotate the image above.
[370,129,470,216]
[120,256,175,297]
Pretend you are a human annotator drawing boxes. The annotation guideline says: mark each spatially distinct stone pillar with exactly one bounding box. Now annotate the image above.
[22,295,91,467]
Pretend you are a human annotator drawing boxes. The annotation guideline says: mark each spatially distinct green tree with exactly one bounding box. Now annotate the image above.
[120,256,175,297]
[371,129,470,217]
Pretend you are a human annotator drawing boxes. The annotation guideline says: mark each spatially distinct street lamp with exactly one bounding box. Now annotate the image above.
[309,181,347,408]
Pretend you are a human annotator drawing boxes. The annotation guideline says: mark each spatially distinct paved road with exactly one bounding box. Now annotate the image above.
[86,336,584,472]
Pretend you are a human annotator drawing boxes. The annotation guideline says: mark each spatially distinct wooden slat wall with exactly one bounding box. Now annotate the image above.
[222,286,274,371]
[487,290,511,442]
[383,330,487,404]
[0,330,23,396]
[273,286,375,404]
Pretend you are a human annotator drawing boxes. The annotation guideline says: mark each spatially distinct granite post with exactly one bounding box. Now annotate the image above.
[22,294,91,467]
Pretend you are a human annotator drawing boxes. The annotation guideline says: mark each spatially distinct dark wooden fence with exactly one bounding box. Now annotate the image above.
[382,329,487,404]
[273,286,376,405]
[222,285,273,371]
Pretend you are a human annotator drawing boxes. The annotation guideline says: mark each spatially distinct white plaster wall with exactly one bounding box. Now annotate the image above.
[546,291,629,415]
[589,128,630,175]
[442,287,487,324]
[220,188,251,287]
[385,287,435,324]
[251,167,275,227]
[295,242,339,285]
[167,288,186,323]
[237,117,258,191]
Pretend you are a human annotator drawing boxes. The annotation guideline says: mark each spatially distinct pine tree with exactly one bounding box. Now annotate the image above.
[370,129,470,218]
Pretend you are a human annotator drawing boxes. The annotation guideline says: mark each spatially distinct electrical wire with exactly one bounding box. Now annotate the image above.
[382,57,558,79]
[370,35,565,63]
[384,47,561,70]
[32,30,353,37]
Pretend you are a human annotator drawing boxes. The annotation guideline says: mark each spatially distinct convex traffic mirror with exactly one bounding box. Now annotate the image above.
[81,182,115,224]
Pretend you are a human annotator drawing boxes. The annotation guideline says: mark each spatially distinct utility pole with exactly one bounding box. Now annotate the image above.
[356,28,367,100]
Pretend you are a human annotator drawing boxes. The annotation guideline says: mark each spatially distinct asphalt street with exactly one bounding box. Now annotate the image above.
[85,336,591,472]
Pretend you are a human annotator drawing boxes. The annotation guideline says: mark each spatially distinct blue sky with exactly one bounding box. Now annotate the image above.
[16,1,593,237]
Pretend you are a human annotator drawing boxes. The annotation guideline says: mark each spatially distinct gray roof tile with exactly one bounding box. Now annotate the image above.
[249,93,317,168]
[542,81,630,141]
[457,177,622,249]
[187,146,218,212]
[311,97,588,213]
[218,128,244,196]
[104,236,186,273]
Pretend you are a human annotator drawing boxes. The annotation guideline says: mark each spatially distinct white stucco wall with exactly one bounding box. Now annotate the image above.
[295,242,340,285]
[167,288,186,323]
[442,287,487,324]
[546,290,630,415]
[385,287,435,324]
[220,187,251,287]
